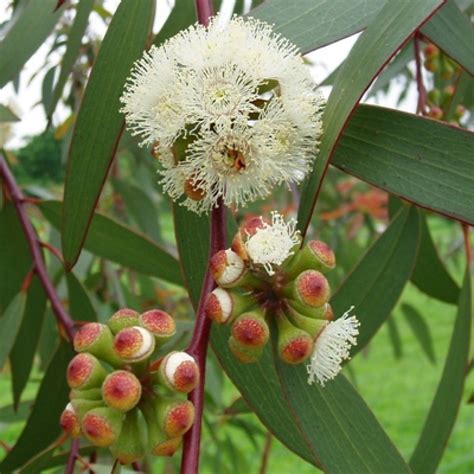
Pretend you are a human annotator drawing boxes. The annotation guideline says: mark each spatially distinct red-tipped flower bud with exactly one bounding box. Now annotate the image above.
[110,409,146,465]
[228,336,264,363]
[70,398,103,420]
[204,288,254,324]
[285,270,330,309]
[424,43,439,58]
[102,370,142,412]
[159,351,199,393]
[210,249,247,288]
[231,312,269,349]
[74,323,122,366]
[156,398,195,438]
[81,407,124,447]
[113,326,155,363]
[108,308,140,334]
[139,309,176,344]
[67,353,107,390]
[60,403,81,438]
[277,314,314,364]
[285,240,335,277]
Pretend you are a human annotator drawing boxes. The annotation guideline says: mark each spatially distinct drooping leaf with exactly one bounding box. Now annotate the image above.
[409,268,471,473]
[0,291,27,368]
[41,201,183,286]
[332,104,474,224]
[0,104,20,122]
[0,203,32,315]
[41,66,56,116]
[10,276,47,409]
[421,0,474,75]
[0,341,74,472]
[62,0,155,269]
[401,303,436,364]
[0,0,63,87]
[297,0,445,235]
[0,400,31,424]
[48,0,95,118]
[386,317,403,359]
[332,206,420,355]
[66,271,97,322]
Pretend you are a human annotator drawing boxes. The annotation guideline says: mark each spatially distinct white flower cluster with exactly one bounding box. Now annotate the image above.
[121,15,324,213]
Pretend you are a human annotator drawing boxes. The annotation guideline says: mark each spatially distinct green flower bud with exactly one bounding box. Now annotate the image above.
[424,43,439,58]
[102,370,142,412]
[427,88,441,106]
[81,406,124,447]
[283,270,330,309]
[285,240,335,278]
[110,409,146,465]
[155,397,195,438]
[228,336,264,363]
[70,387,103,401]
[70,398,104,420]
[60,403,81,438]
[108,308,140,334]
[153,351,200,393]
[277,313,314,364]
[139,309,176,345]
[67,353,107,390]
[113,326,155,364]
[424,57,439,72]
[231,310,269,349]
[284,305,327,338]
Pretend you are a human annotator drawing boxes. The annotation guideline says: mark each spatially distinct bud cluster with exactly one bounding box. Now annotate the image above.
[60,308,199,464]
[205,212,360,385]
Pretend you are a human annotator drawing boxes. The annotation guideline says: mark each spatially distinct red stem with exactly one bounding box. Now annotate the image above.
[65,438,80,474]
[414,34,428,115]
[0,156,76,341]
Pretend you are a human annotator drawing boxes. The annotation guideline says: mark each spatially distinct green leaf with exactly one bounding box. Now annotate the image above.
[421,0,474,75]
[0,104,20,122]
[411,212,459,304]
[66,271,97,322]
[297,0,445,235]
[0,342,74,472]
[409,267,471,473]
[62,0,155,269]
[48,0,95,118]
[41,201,183,286]
[153,0,195,46]
[41,66,56,115]
[386,317,403,359]
[332,206,420,355]
[0,203,32,315]
[10,276,47,409]
[0,400,31,423]
[0,0,62,87]
[0,292,27,368]
[332,105,474,225]
[401,303,436,364]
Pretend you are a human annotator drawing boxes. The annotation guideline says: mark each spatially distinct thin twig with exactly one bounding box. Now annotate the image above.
[259,432,273,474]
[0,155,76,341]
[414,34,428,115]
[65,438,80,474]
[39,240,64,262]
[462,224,471,264]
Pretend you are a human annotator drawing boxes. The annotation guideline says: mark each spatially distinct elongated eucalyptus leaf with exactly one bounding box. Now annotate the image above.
[0,292,27,368]
[41,201,183,286]
[386,317,403,359]
[0,342,74,472]
[409,268,471,473]
[332,206,420,355]
[10,276,47,409]
[66,272,97,322]
[333,105,474,225]
[62,0,155,269]
[48,0,94,118]
[0,0,62,87]
[0,203,31,315]
[297,0,445,235]
[421,0,474,75]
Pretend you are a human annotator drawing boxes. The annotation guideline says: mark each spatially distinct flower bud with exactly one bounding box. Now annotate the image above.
[70,398,104,420]
[424,57,439,72]
[441,61,455,80]
[204,288,255,324]
[424,43,439,58]
[81,407,124,447]
[285,240,335,278]
[113,326,155,363]
[287,300,327,320]
[228,336,264,363]
[210,249,247,288]
[277,314,314,364]
[285,305,326,338]
[108,308,140,334]
[284,270,330,309]
[102,370,142,412]
[231,217,266,260]
[428,106,443,120]
[152,437,182,456]
[454,104,465,120]
[70,387,102,401]
[156,398,195,438]
[67,353,107,390]
[110,409,146,465]
[139,309,176,345]
[74,323,122,367]
[156,351,199,393]
[60,403,81,438]
[427,88,441,106]
[231,311,269,349]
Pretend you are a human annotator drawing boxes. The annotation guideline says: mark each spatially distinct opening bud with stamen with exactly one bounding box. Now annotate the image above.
[113,326,155,364]
[204,288,255,324]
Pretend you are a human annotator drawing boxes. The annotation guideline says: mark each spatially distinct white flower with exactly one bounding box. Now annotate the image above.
[121,15,324,213]
[245,211,301,275]
[306,307,360,386]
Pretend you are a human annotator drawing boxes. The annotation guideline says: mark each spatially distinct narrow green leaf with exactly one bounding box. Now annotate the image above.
[41,66,56,115]
[297,0,444,235]
[48,0,95,118]
[0,104,20,122]
[0,342,74,472]
[10,276,47,409]
[332,105,474,225]
[0,400,31,423]
[386,317,403,359]
[421,0,474,75]
[0,292,27,368]
[0,0,62,87]
[0,203,31,315]
[401,303,436,364]
[409,268,471,473]
[332,206,420,355]
[62,0,155,269]
[66,271,97,322]
[41,201,183,286]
